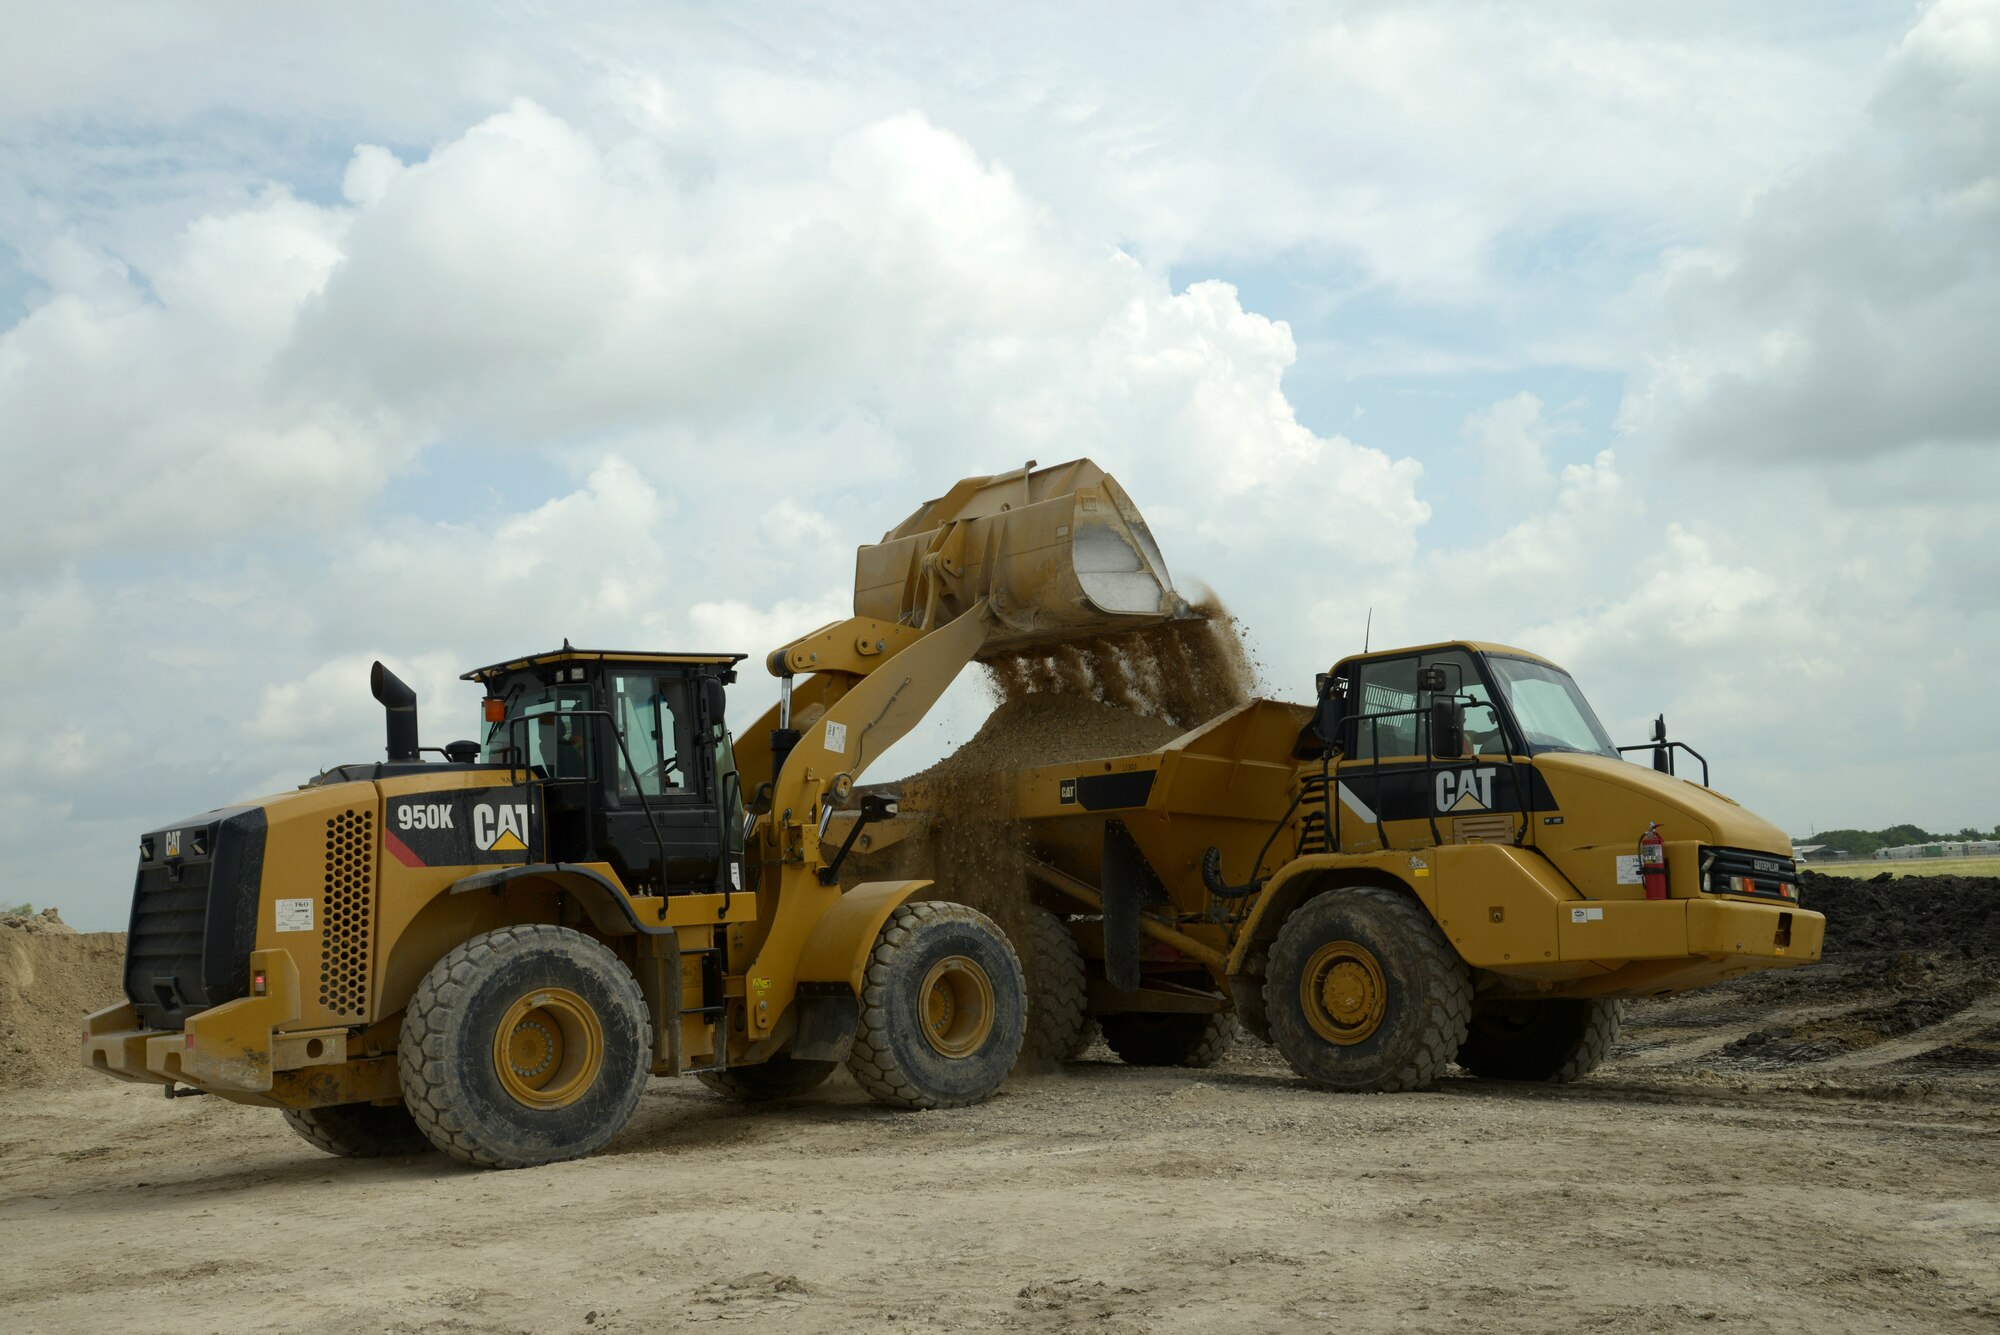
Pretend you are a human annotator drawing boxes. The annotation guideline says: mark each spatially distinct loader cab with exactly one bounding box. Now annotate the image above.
[463,649,748,896]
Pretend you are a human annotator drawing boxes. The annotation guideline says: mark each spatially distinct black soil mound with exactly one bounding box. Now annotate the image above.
[1800,870,2000,960]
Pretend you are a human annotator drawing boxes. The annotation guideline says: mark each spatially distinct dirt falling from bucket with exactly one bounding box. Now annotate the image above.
[981,598,1257,729]
[866,601,1258,1022]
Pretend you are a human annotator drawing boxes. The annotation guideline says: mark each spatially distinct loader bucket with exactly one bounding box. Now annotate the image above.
[854,459,1190,656]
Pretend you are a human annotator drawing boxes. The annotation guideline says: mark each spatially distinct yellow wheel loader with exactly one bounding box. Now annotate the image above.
[83,459,1185,1168]
[880,649,1826,1091]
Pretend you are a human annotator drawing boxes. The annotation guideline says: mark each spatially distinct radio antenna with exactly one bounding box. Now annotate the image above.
[1364,607,1373,653]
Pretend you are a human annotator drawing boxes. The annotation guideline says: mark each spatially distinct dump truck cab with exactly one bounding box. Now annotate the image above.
[1303,640,1802,910]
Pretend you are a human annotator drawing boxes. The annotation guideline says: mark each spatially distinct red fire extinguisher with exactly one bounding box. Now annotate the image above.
[1639,822,1668,900]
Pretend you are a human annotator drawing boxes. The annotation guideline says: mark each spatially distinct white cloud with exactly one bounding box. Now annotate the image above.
[1461,392,1561,504]
[1620,0,2000,463]
[0,190,407,568]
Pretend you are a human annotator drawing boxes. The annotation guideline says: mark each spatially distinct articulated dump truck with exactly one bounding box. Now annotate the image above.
[867,657,1826,1092]
[83,459,1184,1168]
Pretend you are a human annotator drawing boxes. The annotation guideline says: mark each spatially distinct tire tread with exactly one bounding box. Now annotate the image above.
[398,924,650,1169]
[1262,885,1472,1092]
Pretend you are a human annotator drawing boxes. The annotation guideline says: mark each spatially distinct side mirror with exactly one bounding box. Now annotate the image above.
[1313,673,1340,746]
[1429,697,1466,758]
[704,678,728,726]
[1651,714,1671,774]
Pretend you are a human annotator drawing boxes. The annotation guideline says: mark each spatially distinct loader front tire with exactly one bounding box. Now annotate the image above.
[1264,886,1471,1092]
[1100,1012,1238,1068]
[847,901,1026,1109]
[281,1100,434,1158]
[1456,997,1623,1083]
[696,1056,837,1102]
[399,925,652,1169]
[1020,908,1093,1066]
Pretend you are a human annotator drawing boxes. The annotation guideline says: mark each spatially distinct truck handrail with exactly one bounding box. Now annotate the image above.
[1614,740,1709,787]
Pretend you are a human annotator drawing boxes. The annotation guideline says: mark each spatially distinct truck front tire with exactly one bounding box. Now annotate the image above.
[399,925,653,1169]
[1263,885,1472,1092]
[1456,997,1623,1082]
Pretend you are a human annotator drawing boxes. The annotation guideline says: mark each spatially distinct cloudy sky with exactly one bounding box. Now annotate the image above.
[5,2,1996,927]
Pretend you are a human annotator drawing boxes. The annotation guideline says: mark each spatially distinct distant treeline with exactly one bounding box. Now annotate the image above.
[1809,824,2000,855]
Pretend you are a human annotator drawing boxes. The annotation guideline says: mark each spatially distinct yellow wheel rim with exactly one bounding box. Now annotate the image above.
[492,987,603,1108]
[918,955,995,1058]
[1300,940,1387,1046]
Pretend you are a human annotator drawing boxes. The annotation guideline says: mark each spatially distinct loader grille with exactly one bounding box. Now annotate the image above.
[320,808,377,1017]
[125,806,267,1030]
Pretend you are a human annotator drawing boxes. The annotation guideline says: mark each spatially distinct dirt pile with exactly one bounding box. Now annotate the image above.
[1630,872,2000,1080]
[1801,870,2000,960]
[908,696,1185,786]
[0,920,124,1091]
[1,907,75,934]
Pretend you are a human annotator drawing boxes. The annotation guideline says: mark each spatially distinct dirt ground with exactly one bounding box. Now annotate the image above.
[5,1000,1997,1333]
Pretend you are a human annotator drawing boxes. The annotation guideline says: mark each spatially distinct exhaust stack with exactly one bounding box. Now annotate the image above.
[370,661,421,763]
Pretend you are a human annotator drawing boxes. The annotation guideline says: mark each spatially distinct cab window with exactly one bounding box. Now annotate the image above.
[1348,650,1508,760]
[1350,658,1420,759]
[481,687,591,775]
[610,674,694,799]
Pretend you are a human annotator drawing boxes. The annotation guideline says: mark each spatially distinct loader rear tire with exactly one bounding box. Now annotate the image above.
[1020,909,1093,1067]
[847,901,1026,1110]
[1100,1012,1238,1068]
[1456,998,1623,1083]
[696,1056,837,1103]
[281,1101,434,1158]
[1264,886,1471,1092]
[399,925,652,1169]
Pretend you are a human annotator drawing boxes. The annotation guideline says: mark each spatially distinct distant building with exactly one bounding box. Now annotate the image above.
[1792,844,1851,862]
[1874,840,2000,860]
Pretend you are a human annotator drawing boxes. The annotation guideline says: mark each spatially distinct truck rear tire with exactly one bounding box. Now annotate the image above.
[1263,885,1472,1092]
[1020,908,1093,1066]
[696,1056,837,1102]
[399,925,653,1169]
[847,901,1026,1110]
[1457,998,1623,1082]
[281,1101,434,1158]
[1100,1012,1237,1068]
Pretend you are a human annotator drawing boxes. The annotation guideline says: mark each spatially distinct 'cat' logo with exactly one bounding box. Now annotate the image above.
[473,803,532,852]
[1435,767,1498,812]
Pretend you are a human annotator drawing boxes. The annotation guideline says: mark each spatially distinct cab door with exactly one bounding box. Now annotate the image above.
[1329,649,1523,853]
[598,670,723,893]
